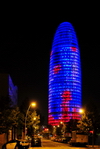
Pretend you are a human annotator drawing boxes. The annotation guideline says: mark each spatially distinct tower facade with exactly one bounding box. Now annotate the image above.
[48,22,81,126]
[0,73,18,105]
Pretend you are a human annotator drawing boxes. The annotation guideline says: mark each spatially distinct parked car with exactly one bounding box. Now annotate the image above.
[59,137,71,143]
[50,136,56,141]
[17,139,30,148]
[54,136,60,142]
[31,136,41,147]
[2,140,17,149]
[2,139,30,149]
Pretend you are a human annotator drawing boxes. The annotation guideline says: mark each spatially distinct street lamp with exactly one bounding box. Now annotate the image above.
[25,102,36,139]
[33,117,36,120]
[79,108,84,114]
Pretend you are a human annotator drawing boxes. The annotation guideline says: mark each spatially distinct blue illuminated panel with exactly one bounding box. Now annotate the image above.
[48,22,81,126]
[9,75,17,105]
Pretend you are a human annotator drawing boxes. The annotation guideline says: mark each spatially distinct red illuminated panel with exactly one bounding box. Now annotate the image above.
[60,91,72,120]
[61,91,72,112]
[62,91,72,102]
[73,108,76,112]
[53,65,61,74]
[70,47,77,52]
[48,114,55,125]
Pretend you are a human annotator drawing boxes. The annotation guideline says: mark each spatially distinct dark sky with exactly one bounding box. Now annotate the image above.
[0,5,100,123]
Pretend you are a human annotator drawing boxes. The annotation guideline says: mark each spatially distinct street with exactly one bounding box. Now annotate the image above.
[0,138,99,149]
[41,138,68,147]
[29,138,88,149]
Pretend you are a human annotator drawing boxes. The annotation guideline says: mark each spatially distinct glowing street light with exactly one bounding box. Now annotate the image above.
[79,108,84,114]
[31,102,36,107]
[25,102,36,139]
[33,117,36,120]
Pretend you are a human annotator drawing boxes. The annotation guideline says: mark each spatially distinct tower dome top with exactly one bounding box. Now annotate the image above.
[52,22,78,48]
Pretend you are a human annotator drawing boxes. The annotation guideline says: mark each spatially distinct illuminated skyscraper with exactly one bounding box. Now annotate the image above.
[0,73,18,105]
[48,22,81,126]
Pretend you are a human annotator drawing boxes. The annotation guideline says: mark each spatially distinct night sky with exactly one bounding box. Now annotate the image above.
[0,6,100,123]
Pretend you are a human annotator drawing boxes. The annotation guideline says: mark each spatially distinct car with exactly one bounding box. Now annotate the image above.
[2,140,17,149]
[17,139,30,148]
[60,137,68,143]
[50,136,56,141]
[31,136,41,147]
[51,136,58,141]
[54,136,60,142]
[2,139,30,149]
[58,137,71,143]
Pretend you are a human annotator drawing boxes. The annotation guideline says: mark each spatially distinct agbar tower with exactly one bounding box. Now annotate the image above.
[48,22,81,126]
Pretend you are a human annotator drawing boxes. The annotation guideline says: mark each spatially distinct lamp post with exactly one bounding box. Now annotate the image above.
[79,108,85,122]
[25,102,36,139]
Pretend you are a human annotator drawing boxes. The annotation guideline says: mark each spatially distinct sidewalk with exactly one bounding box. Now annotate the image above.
[0,144,2,149]
[87,145,100,149]
[0,143,100,149]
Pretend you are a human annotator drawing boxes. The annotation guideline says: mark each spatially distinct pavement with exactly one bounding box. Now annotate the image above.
[0,145,100,149]
[29,146,100,149]
[0,140,100,149]
[83,145,100,148]
[0,145,2,149]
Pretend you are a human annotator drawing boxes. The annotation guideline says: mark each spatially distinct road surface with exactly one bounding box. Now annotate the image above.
[41,138,69,147]
[0,138,99,149]
[29,138,88,149]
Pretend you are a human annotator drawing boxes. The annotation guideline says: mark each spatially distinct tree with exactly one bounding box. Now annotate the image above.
[52,123,64,137]
[26,110,40,137]
[47,124,53,135]
[56,126,62,136]
[52,126,56,136]
[20,98,45,128]
[64,119,79,133]
[77,100,100,145]
[0,96,20,134]
[60,122,67,136]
